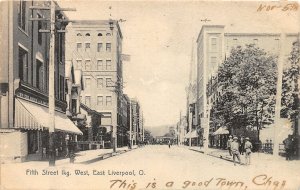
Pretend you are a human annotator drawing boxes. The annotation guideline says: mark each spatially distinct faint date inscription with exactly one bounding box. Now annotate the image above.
[257,2,298,12]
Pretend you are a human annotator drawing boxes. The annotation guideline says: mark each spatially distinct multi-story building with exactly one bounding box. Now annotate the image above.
[118,94,130,147]
[130,99,140,145]
[65,20,124,149]
[0,1,82,162]
[196,25,299,149]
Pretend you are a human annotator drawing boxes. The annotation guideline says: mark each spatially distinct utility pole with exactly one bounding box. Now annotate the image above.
[129,100,132,149]
[48,0,56,166]
[30,1,75,166]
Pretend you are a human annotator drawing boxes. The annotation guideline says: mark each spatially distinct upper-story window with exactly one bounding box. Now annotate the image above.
[85,33,90,36]
[106,33,111,36]
[97,43,103,52]
[85,78,91,89]
[18,0,27,31]
[77,33,82,36]
[85,60,91,70]
[97,60,103,70]
[19,46,28,83]
[106,60,112,70]
[37,13,43,45]
[98,33,103,37]
[106,43,111,52]
[253,39,258,45]
[210,38,217,52]
[36,59,43,90]
[77,43,82,51]
[85,96,91,107]
[85,43,90,51]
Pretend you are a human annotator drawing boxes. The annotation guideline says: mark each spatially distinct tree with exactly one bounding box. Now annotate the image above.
[211,44,277,141]
[282,39,300,122]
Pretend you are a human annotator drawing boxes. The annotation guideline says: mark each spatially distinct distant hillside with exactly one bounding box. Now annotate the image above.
[145,125,171,137]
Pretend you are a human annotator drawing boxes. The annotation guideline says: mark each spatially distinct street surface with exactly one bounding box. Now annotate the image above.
[1,145,300,190]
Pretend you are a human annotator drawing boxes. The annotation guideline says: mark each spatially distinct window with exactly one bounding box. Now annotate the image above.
[106,96,112,106]
[19,46,28,82]
[97,78,103,88]
[97,60,103,70]
[77,43,82,51]
[106,78,112,87]
[211,38,217,51]
[72,99,77,113]
[77,60,82,69]
[106,60,112,70]
[18,0,27,31]
[85,60,91,70]
[106,43,111,52]
[85,78,91,89]
[97,96,103,106]
[37,13,42,45]
[58,33,63,63]
[253,39,258,45]
[85,43,90,51]
[98,33,102,36]
[85,33,90,36]
[77,33,82,36]
[106,33,111,36]
[85,96,91,107]
[59,75,64,100]
[36,60,43,90]
[97,43,103,52]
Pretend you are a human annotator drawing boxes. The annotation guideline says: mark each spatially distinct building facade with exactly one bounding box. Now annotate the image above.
[65,20,124,149]
[196,25,299,149]
[0,0,82,162]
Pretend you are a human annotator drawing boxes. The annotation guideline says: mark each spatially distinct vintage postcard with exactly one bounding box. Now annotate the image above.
[0,0,300,190]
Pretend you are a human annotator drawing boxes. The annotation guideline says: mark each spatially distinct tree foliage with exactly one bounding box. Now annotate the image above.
[211,44,277,140]
[281,39,300,120]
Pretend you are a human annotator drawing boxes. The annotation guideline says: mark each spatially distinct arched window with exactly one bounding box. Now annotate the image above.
[77,33,82,36]
[98,33,102,36]
[85,33,90,36]
[106,33,111,36]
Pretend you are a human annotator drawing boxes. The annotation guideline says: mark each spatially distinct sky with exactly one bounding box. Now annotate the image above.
[58,0,300,128]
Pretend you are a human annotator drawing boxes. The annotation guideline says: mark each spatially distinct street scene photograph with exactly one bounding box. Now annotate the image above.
[0,0,300,190]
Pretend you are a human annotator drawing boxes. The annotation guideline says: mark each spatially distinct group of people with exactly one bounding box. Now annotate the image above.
[227,135,253,166]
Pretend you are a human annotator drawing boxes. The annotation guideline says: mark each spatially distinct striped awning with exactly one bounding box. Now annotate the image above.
[15,98,83,135]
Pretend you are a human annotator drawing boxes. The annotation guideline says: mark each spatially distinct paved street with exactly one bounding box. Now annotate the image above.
[2,145,300,190]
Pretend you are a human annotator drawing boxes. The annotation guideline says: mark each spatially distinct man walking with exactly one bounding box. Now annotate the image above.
[244,137,253,165]
[231,136,241,166]
[227,135,233,156]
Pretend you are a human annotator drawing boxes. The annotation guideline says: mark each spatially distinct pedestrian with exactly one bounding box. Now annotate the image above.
[227,135,233,156]
[283,135,293,161]
[239,136,245,155]
[231,136,241,166]
[168,140,171,148]
[244,137,253,165]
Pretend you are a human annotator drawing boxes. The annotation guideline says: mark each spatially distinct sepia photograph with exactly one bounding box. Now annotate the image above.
[0,0,299,189]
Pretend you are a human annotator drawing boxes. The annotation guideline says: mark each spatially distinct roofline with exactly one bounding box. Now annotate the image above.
[70,19,123,39]
[197,25,225,43]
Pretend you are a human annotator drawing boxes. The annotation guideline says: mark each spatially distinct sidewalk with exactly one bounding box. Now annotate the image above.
[185,145,300,166]
[6,145,139,167]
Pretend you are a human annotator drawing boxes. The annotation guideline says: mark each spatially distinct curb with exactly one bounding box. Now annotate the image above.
[78,147,137,164]
[188,148,235,163]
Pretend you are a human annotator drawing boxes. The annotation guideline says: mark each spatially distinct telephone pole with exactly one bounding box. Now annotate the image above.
[30,1,75,166]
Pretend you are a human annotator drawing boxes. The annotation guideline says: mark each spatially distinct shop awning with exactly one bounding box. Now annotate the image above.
[15,98,83,135]
[213,127,229,136]
[184,130,198,138]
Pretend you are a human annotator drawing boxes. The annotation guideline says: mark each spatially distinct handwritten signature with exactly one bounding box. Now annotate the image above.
[109,174,286,190]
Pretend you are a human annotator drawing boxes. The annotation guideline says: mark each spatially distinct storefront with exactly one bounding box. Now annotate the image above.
[14,98,82,161]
